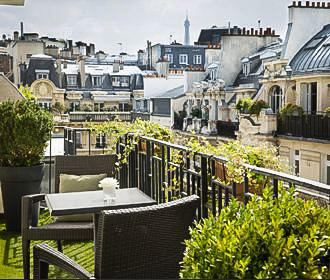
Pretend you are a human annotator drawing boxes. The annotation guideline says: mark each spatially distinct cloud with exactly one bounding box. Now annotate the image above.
[0,0,292,54]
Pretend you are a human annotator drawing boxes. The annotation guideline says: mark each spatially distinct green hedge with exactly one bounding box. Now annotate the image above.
[0,99,53,167]
[181,187,330,279]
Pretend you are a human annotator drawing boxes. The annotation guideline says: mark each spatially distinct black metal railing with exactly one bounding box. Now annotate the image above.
[216,121,238,139]
[117,134,330,220]
[277,114,330,141]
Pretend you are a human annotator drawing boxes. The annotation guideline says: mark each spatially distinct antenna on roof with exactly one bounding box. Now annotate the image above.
[169,34,173,44]
[258,20,261,29]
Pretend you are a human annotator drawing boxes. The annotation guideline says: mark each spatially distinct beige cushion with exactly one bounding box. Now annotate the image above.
[56,173,107,222]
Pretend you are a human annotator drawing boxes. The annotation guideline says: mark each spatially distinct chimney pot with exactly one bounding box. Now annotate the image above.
[317,1,320,6]
[272,30,275,35]
[328,2,330,7]
[242,27,246,34]
[306,1,310,6]
[260,28,263,36]
[298,1,302,6]
[251,28,254,35]
[247,30,250,35]
[322,2,326,6]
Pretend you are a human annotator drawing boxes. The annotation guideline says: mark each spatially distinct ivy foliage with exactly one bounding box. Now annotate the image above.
[279,103,304,119]
[236,97,269,117]
[0,99,53,167]
[180,186,330,279]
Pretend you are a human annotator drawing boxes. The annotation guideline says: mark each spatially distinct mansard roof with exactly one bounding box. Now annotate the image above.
[290,24,330,74]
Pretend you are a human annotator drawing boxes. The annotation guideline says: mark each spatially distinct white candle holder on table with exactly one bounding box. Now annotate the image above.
[98,177,119,203]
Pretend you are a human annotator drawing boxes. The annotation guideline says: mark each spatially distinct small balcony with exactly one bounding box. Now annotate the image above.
[277,113,330,141]
[69,112,131,122]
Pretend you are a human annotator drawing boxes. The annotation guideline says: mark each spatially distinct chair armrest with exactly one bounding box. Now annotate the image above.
[21,194,46,231]
[33,244,93,279]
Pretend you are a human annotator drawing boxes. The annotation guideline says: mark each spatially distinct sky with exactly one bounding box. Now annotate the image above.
[0,0,293,55]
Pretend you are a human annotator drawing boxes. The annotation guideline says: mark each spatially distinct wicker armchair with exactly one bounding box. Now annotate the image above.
[33,195,200,279]
[22,155,117,279]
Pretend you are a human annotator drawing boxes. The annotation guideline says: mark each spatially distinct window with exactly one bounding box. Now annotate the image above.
[75,132,82,149]
[295,150,300,176]
[165,48,172,53]
[94,103,104,112]
[179,54,188,65]
[67,75,77,87]
[210,69,217,80]
[243,63,250,76]
[37,73,49,80]
[92,76,102,87]
[96,134,106,148]
[111,76,130,87]
[193,55,202,65]
[269,85,283,113]
[119,103,130,112]
[38,102,51,110]
[69,102,80,112]
[166,54,173,63]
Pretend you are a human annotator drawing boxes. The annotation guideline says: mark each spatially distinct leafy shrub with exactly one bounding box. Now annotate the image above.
[279,103,304,119]
[52,101,65,114]
[236,98,269,117]
[0,99,53,167]
[19,85,35,100]
[181,187,330,279]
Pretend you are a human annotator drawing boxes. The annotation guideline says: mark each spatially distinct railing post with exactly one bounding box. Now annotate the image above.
[273,178,278,199]
[201,155,208,219]
[88,130,91,156]
[145,140,151,197]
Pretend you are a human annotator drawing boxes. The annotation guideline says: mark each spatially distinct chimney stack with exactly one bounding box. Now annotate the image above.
[113,60,120,73]
[228,22,231,34]
[306,1,310,6]
[78,56,86,88]
[13,31,19,41]
[298,1,302,6]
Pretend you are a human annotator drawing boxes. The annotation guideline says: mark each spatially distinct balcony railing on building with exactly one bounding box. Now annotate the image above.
[69,112,131,122]
[277,113,330,141]
[59,127,330,219]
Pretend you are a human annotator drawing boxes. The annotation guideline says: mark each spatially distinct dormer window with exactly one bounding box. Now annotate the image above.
[67,75,77,87]
[92,76,102,87]
[36,69,49,80]
[243,63,250,76]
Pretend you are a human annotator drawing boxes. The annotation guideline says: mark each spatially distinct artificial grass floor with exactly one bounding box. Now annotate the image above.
[0,210,94,279]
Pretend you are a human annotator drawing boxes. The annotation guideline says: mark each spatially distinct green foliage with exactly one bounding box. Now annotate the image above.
[18,85,35,100]
[81,104,93,112]
[52,102,65,114]
[324,107,330,117]
[0,99,53,167]
[180,187,330,279]
[236,98,269,117]
[90,119,174,171]
[279,103,304,119]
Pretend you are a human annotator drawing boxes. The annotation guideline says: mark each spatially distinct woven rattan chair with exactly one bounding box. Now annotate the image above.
[22,155,117,279]
[33,195,200,279]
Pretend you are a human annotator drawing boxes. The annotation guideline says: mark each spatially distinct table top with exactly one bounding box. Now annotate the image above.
[45,188,157,216]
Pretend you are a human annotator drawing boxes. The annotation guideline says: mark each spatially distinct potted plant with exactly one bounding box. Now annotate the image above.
[0,99,53,231]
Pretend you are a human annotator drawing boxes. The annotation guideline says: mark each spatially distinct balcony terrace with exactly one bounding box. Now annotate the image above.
[1,126,330,278]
